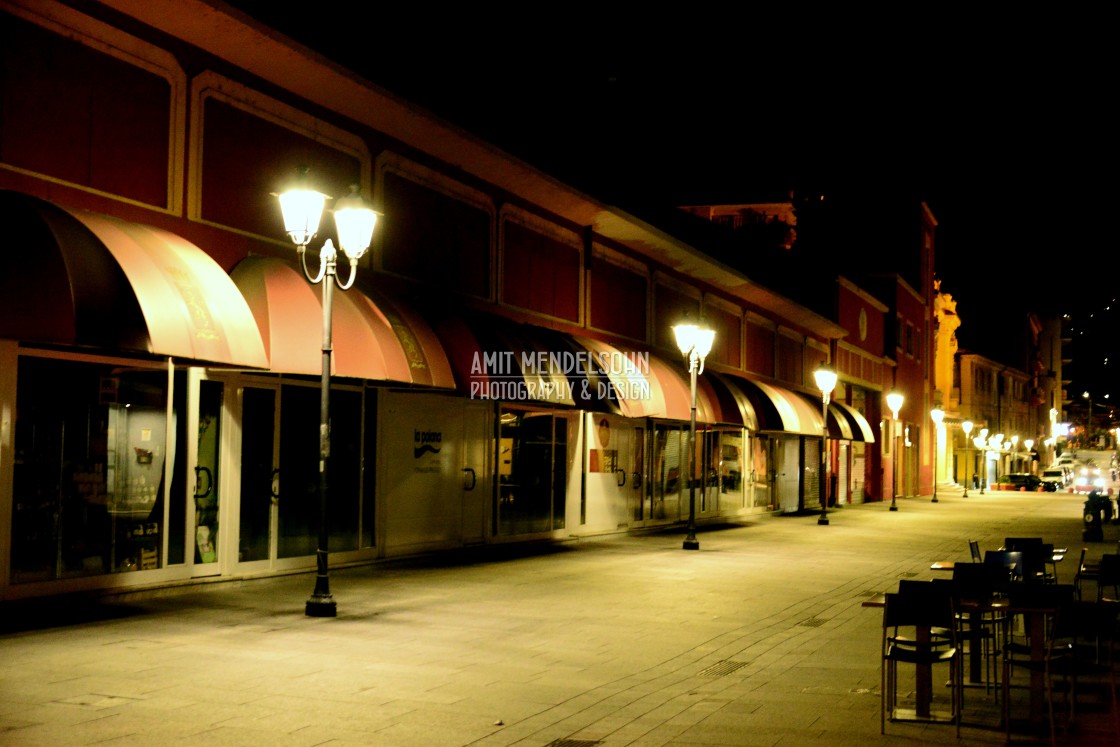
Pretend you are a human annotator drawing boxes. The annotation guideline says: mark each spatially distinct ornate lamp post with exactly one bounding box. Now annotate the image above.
[814,363,838,525]
[886,390,904,511]
[930,408,944,503]
[961,420,973,497]
[978,428,989,494]
[1025,439,1034,476]
[278,175,378,617]
[673,322,714,551]
[1011,435,1020,472]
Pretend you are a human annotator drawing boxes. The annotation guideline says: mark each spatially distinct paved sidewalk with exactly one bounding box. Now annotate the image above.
[2,489,1118,746]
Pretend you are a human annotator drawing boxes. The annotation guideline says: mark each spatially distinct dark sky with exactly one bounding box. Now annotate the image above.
[224,2,1117,393]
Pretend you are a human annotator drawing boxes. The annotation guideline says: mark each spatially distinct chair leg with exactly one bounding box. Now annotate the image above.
[881,658,886,734]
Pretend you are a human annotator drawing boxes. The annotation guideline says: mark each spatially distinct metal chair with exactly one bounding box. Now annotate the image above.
[1097,553,1120,601]
[1002,584,1078,743]
[1075,547,1100,600]
[969,539,982,563]
[951,562,1008,697]
[1009,597,1119,745]
[881,590,962,736]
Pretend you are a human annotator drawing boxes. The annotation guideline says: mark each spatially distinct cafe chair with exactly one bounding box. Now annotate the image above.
[1001,584,1077,743]
[881,590,962,736]
[1097,554,1120,602]
[951,562,1008,696]
[1011,599,1119,746]
[1074,548,1100,601]
[970,539,983,563]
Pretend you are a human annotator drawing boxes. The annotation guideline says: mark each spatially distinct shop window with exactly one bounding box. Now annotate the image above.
[11,357,169,581]
[498,410,567,534]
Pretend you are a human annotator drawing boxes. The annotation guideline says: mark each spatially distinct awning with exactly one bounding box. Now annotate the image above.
[230,256,455,386]
[0,190,268,368]
[707,373,760,430]
[718,375,824,436]
[573,336,718,422]
[431,316,719,421]
[833,401,876,442]
[826,403,856,439]
[792,392,876,442]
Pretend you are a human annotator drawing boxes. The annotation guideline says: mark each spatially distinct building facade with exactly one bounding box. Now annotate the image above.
[0,0,887,601]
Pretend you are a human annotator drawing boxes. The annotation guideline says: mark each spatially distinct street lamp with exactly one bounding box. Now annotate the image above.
[278,175,378,617]
[1025,439,1034,475]
[1011,435,1019,472]
[930,408,944,503]
[979,428,989,494]
[961,420,973,497]
[886,390,904,511]
[814,363,838,525]
[1083,391,1093,445]
[673,322,714,551]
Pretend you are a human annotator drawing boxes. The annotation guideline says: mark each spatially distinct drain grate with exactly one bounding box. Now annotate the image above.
[544,741,601,747]
[698,659,749,677]
[799,617,827,627]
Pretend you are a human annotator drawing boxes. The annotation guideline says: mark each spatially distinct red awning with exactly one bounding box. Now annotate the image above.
[0,190,268,368]
[231,256,454,386]
[574,336,717,422]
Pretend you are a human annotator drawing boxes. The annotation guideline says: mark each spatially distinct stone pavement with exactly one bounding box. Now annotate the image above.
[2,488,1119,747]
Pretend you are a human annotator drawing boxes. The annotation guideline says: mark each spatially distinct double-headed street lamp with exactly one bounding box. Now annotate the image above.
[930,408,944,503]
[961,420,973,497]
[814,363,838,526]
[886,390,904,511]
[279,176,378,617]
[673,322,714,551]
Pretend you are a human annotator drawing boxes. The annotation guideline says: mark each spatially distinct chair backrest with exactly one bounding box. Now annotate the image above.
[1005,537,1043,554]
[952,561,1001,602]
[1007,583,1076,612]
[1098,554,1120,599]
[985,549,1023,586]
[1051,599,1120,653]
[1017,544,1052,584]
[883,590,955,633]
[969,540,982,563]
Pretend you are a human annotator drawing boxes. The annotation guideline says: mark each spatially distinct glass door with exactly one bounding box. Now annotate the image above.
[234,380,363,570]
[238,385,279,565]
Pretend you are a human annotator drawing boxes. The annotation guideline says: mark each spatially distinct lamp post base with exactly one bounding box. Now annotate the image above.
[305,592,337,617]
[931,496,939,503]
[682,538,699,550]
[889,499,898,511]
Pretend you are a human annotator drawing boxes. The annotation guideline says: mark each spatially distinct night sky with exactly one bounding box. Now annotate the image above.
[224,2,1117,400]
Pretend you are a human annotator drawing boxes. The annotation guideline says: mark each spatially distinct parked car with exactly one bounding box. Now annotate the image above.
[998,473,1042,491]
[1039,468,1065,491]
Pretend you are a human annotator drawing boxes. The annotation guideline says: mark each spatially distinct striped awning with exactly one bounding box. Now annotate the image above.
[0,190,268,368]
